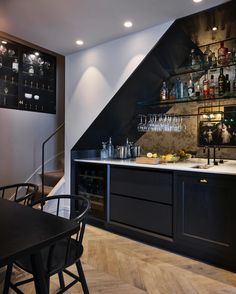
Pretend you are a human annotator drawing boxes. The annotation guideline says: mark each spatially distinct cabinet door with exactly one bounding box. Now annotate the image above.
[111,166,172,204]
[110,193,172,237]
[175,172,236,265]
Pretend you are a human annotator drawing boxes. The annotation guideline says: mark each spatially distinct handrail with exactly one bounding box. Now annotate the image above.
[41,123,64,198]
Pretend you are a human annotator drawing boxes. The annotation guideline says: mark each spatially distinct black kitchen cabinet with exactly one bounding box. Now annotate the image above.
[174,172,236,269]
[110,166,173,237]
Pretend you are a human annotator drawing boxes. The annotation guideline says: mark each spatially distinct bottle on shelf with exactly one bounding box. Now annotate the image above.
[211,52,217,68]
[100,142,108,160]
[169,86,176,100]
[189,48,199,69]
[187,74,194,97]
[107,137,114,159]
[218,67,226,96]
[218,41,228,66]
[194,80,201,97]
[183,82,188,98]
[233,67,236,92]
[209,75,216,99]
[28,65,34,76]
[225,74,231,92]
[203,45,212,66]
[175,77,183,99]
[160,81,168,101]
[203,73,209,98]
[125,138,131,158]
[12,58,18,73]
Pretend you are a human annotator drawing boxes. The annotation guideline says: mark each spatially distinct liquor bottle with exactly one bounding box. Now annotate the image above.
[160,81,168,101]
[225,74,231,92]
[28,65,34,76]
[211,52,217,68]
[175,78,183,99]
[218,41,228,66]
[100,142,108,160]
[183,82,188,98]
[194,80,201,97]
[203,45,212,66]
[126,138,131,158]
[12,58,18,73]
[209,75,216,98]
[218,67,226,96]
[107,137,114,159]
[187,75,194,97]
[233,67,236,92]
[203,73,209,98]
[189,49,199,69]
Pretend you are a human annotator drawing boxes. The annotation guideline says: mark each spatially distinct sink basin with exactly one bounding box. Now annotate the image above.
[191,164,213,169]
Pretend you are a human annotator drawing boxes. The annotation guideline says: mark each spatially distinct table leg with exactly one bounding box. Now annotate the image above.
[30,252,49,294]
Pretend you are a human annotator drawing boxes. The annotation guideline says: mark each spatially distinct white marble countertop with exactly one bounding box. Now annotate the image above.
[74,157,236,176]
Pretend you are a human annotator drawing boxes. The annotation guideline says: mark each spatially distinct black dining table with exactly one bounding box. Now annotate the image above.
[0,197,80,294]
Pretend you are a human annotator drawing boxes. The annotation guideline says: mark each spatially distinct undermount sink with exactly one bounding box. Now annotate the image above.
[191,164,213,169]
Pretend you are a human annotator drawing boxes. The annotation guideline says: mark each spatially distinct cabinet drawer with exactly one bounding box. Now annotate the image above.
[110,194,172,237]
[110,167,172,204]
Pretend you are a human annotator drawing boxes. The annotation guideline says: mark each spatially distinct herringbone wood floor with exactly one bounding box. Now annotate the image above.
[1,225,236,293]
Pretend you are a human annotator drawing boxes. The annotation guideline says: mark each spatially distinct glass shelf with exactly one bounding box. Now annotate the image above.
[170,61,236,77]
[137,92,236,108]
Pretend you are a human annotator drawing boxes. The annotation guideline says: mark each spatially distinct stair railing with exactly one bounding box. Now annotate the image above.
[41,123,64,198]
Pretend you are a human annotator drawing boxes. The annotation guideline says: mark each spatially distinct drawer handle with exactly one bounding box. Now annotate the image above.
[200,179,208,183]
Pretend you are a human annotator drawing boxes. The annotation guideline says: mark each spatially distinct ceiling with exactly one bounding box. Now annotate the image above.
[0,0,229,56]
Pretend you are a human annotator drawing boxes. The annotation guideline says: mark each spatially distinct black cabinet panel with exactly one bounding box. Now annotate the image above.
[110,194,172,237]
[111,167,172,204]
[175,172,236,264]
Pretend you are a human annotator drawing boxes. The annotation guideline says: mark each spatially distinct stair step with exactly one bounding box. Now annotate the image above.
[39,185,53,194]
[42,170,64,187]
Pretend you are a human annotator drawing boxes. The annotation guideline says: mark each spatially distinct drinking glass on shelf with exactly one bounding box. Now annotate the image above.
[0,45,7,55]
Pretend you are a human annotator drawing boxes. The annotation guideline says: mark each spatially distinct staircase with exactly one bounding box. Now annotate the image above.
[38,169,64,197]
[39,122,65,198]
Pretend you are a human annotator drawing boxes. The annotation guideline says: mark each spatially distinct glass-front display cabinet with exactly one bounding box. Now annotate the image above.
[0,37,56,114]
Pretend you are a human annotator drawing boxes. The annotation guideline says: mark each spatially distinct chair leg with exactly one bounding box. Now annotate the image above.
[3,264,13,294]
[58,271,65,289]
[76,260,89,294]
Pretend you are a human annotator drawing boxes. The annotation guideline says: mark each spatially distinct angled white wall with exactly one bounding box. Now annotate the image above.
[65,21,173,192]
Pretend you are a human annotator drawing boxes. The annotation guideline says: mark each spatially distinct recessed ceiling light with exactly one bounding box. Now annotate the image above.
[212,26,218,31]
[1,40,7,44]
[193,0,202,3]
[76,40,84,46]
[124,21,133,28]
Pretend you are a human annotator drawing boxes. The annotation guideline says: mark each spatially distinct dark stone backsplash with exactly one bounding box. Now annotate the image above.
[137,99,236,160]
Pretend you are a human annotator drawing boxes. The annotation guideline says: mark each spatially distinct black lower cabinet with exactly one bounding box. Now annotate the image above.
[110,194,172,237]
[174,172,236,270]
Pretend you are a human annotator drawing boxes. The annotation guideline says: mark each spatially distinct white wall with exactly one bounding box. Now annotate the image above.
[0,109,60,186]
[65,21,173,192]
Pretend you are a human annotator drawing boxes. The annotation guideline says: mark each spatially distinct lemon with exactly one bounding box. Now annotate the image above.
[152,153,157,158]
[147,152,153,158]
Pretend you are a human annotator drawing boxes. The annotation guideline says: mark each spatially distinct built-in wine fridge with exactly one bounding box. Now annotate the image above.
[75,163,107,223]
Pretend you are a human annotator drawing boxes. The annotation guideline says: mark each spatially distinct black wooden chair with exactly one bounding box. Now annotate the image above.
[3,194,90,294]
[0,183,38,205]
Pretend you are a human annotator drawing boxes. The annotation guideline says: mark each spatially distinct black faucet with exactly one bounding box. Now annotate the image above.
[203,146,210,165]
[203,146,221,166]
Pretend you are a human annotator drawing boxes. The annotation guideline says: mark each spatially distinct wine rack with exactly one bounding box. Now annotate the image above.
[76,163,107,221]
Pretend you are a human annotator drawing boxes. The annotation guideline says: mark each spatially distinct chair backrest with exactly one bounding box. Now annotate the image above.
[30,194,90,273]
[0,183,38,205]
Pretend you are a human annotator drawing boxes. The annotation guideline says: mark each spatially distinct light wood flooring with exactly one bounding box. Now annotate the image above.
[1,225,236,293]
